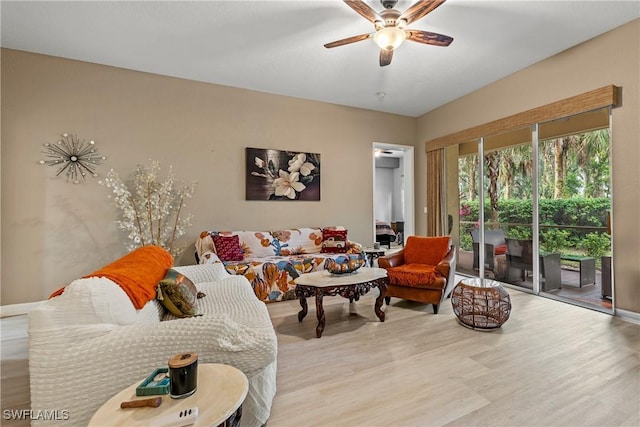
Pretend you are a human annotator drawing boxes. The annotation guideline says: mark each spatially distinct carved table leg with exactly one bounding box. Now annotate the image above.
[315,292,326,338]
[374,281,387,322]
[298,296,308,322]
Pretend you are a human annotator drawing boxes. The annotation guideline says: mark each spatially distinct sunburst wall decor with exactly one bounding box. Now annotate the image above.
[39,133,107,183]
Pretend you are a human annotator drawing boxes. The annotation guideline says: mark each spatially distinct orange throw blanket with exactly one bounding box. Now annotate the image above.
[388,264,437,288]
[50,245,174,309]
[405,236,450,265]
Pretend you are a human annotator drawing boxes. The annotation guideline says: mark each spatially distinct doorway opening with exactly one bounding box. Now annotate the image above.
[372,143,414,249]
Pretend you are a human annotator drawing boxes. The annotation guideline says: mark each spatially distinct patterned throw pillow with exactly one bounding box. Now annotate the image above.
[157,269,205,317]
[321,228,348,253]
[212,234,244,262]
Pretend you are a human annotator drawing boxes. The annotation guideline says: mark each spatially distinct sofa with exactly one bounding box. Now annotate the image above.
[195,227,365,302]
[29,246,277,427]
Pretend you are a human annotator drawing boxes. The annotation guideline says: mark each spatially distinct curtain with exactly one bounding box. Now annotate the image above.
[426,149,445,236]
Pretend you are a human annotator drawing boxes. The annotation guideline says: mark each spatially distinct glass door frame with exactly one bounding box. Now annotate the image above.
[466,111,614,313]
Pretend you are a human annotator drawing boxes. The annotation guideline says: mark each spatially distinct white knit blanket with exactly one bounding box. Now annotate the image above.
[29,264,277,427]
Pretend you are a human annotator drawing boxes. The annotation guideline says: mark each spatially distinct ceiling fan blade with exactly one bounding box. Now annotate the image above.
[343,0,381,23]
[324,33,372,48]
[380,49,393,67]
[406,29,453,46]
[399,0,446,25]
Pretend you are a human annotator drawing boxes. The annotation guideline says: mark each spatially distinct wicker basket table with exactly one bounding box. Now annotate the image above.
[451,277,511,330]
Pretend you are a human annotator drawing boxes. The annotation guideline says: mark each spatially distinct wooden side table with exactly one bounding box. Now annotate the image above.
[451,277,511,330]
[363,247,386,267]
[89,364,248,427]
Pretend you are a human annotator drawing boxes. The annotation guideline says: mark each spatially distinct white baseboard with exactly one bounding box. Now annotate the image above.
[615,307,640,325]
[0,301,43,318]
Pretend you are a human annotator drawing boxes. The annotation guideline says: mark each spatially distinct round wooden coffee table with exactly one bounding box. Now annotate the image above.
[88,364,248,426]
[451,277,511,330]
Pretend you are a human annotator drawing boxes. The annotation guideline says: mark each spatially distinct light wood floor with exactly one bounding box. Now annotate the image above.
[1,314,30,427]
[2,286,639,427]
[265,286,639,427]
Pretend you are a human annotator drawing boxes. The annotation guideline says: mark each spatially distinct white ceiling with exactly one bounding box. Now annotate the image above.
[1,0,638,117]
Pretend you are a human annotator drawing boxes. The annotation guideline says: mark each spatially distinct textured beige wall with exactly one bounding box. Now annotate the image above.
[0,49,416,304]
[416,19,640,314]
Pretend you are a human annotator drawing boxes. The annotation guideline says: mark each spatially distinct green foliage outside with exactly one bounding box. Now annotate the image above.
[581,233,611,258]
[458,197,610,255]
[541,229,570,253]
[456,127,611,267]
[459,233,473,252]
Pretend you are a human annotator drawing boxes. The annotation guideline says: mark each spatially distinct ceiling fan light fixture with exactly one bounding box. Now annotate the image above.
[373,26,406,51]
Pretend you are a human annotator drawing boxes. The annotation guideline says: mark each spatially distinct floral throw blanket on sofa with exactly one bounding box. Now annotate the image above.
[195,227,364,302]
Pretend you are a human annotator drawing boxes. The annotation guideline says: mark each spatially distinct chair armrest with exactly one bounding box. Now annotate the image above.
[438,245,458,299]
[378,249,405,269]
[435,245,456,278]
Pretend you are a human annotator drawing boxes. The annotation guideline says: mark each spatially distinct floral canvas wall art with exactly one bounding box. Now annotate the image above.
[246,148,320,201]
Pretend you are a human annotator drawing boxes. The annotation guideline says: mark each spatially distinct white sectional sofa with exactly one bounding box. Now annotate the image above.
[28,255,277,427]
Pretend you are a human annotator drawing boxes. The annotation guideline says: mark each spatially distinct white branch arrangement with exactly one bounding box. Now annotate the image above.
[101,160,197,258]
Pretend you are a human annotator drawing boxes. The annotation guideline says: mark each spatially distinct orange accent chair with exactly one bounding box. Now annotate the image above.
[378,236,456,314]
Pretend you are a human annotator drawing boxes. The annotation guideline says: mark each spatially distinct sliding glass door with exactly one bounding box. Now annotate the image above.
[456,141,479,277]
[483,128,534,290]
[537,108,613,312]
[454,107,613,314]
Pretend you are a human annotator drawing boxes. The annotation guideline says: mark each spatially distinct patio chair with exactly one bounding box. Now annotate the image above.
[505,238,534,281]
[470,229,507,278]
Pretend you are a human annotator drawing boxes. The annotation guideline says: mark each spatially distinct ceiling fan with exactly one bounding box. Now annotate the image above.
[324,0,453,67]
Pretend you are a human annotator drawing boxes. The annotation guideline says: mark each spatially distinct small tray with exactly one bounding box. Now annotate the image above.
[136,367,170,396]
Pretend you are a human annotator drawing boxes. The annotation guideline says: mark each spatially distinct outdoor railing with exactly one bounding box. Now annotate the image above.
[460,221,608,232]
[458,221,611,268]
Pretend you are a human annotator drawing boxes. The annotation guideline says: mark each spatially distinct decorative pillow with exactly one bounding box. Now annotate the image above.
[157,269,205,318]
[50,277,139,326]
[212,234,244,262]
[283,228,323,254]
[321,228,348,253]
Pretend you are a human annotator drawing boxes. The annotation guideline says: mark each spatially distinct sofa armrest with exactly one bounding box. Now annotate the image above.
[173,263,229,283]
[378,249,405,269]
[195,231,216,263]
